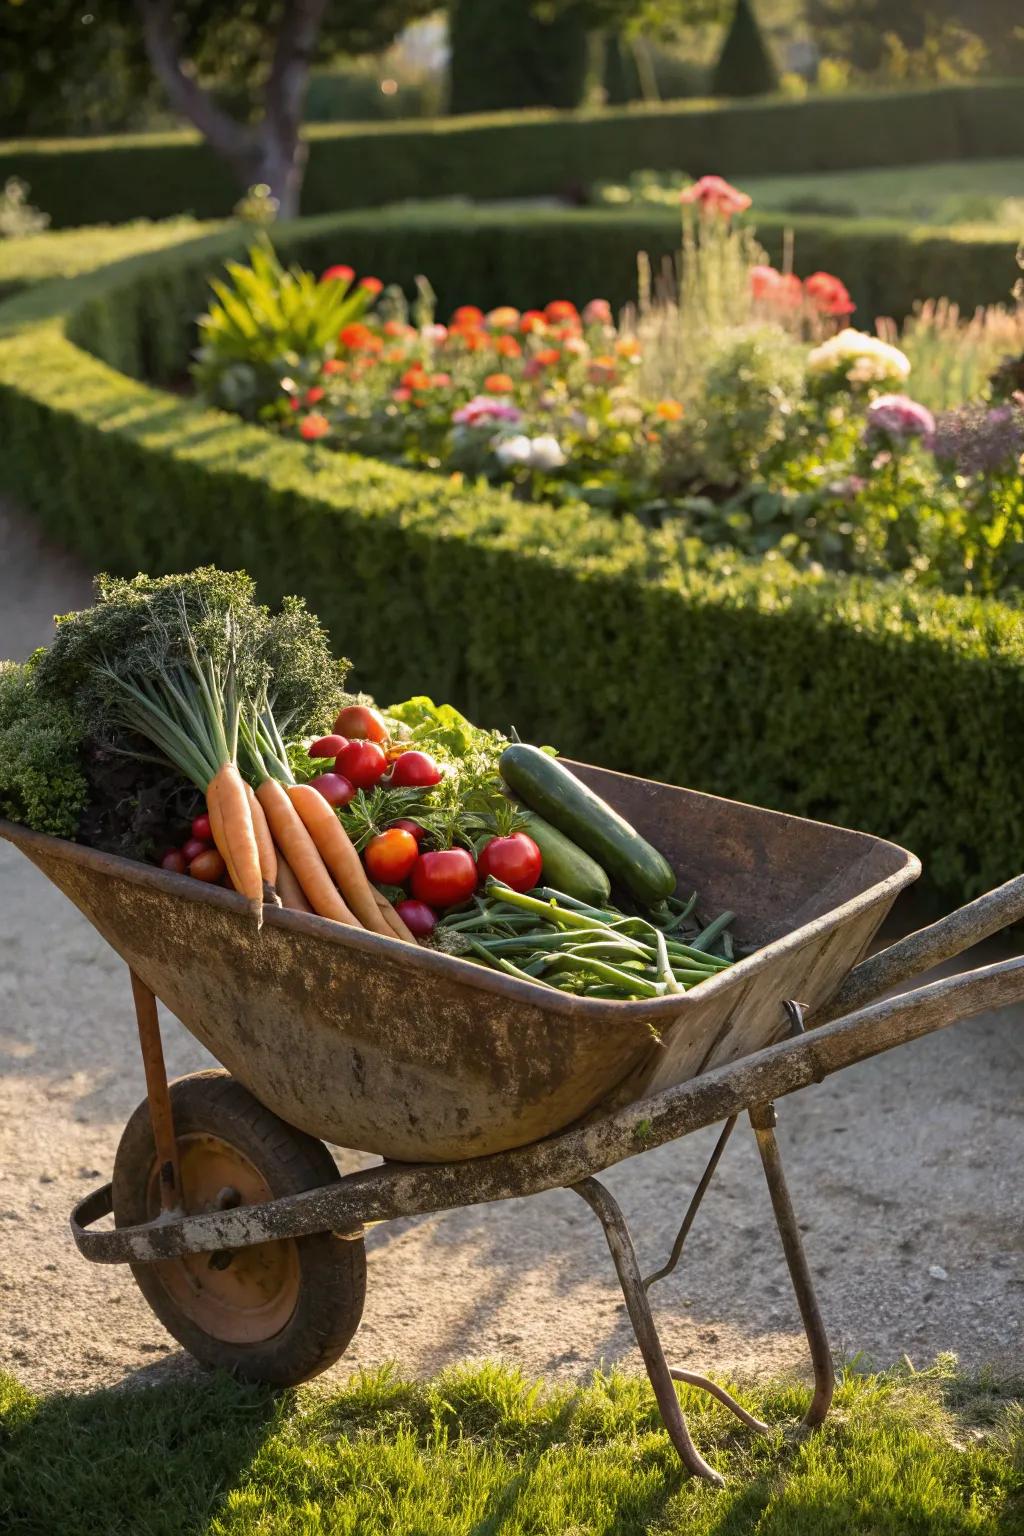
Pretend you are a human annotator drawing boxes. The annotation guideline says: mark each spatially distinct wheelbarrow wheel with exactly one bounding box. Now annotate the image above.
[112,1069,366,1386]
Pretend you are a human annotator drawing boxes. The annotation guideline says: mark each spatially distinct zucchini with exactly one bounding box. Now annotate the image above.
[501,744,676,906]
[518,811,611,907]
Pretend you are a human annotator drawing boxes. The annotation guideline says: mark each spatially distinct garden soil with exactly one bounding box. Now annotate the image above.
[1,498,1022,1398]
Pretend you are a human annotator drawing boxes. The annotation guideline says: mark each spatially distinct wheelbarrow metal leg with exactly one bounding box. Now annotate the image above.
[749,1102,834,1427]
[575,1175,769,1485]
[129,969,182,1213]
[644,1114,738,1291]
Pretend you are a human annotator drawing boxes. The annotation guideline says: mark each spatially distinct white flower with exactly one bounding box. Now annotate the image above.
[494,434,534,468]
[527,435,567,470]
[807,328,910,386]
[421,323,448,345]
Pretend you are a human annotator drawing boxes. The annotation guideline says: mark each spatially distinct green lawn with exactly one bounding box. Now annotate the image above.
[744,159,1024,228]
[1,1359,1020,1535]
[0,217,219,298]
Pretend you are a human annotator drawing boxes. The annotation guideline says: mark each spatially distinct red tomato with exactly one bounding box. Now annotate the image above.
[309,771,356,807]
[308,734,348,759]
[335,740,388,789]
[477,833,543,893]
[395,899,437,938]
[389,750,443,788]
[160,849,187,875]
[364,828,419,885]
[389,817,426,843]
[334,704,388,743]
[191,812,213,842]
[182,835,212,863]
[411,848,477,908]
[189,848,226,882]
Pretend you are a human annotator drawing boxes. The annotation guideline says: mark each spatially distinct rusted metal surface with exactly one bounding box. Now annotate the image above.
[129,971,181,1214]
[749,1103,834,1427]
[817,872,1024,1024]
[68,951,1024,1266]
[573,1177,728,1485]
[0,767,917,1162]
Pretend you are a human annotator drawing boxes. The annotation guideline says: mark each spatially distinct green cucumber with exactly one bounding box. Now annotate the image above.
[518,811,611,907]
[502,744,676,906]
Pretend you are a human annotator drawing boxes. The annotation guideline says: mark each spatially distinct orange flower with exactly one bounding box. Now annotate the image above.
[452,305,485,328]
[487,306,520,330]
[545,299,578,322]
[320,264,354,285]
[655,399,683,422]
[533,347,561,368]
[519,310,547,334]
[400,366,431,390]
[359,276,383,295]
[300,413,329,440]
[339,322,375,351]
[615,337,641,360]
[493,334,522,358]
[383,319,414,338]
[460,331,487,351]
[484,372,515,394]
[322,357,346,375]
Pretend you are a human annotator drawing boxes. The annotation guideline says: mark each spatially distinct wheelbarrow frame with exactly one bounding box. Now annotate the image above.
[64,873,1024,1486]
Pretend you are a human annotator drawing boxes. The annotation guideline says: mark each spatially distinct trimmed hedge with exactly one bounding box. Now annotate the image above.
[1,80,1023,229]
[0,217,216,302]
[1,223,1023,905]
[45,205,1023,368]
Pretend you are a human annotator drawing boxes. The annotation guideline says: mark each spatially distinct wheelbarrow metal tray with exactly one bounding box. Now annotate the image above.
[0,762,918,1162]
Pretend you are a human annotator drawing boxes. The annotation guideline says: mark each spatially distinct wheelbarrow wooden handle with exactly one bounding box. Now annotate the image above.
[816,872,1024,1024]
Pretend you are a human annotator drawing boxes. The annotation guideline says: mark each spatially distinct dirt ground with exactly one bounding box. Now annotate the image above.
[1,498,1022,1398]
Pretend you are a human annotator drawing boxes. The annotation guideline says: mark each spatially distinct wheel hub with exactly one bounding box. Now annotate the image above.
[147,1133,300,1343]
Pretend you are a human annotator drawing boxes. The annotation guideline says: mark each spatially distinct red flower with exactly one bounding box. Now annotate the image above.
[359,276,383,296]
[484,372,515,394]
[519,310,547,334]
[545,299,578,323]
[322,357,346,375]
[680,175,752,219]
[339,322,375,350]
[304,385,325,405]
[533,347,561,368]
[804,271,856,317]
[299,412,329,440]
[320,264,354,285]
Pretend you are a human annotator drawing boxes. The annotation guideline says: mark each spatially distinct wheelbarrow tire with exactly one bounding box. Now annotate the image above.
[112,1068,366,1387]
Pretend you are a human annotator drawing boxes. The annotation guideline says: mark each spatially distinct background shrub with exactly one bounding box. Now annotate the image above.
[1,227,1023,905]
[1,80,1022,230]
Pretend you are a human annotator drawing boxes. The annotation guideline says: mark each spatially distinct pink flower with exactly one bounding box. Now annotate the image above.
[583,298,613,325]
[804,271,855,317]
[680,175,752,219]
[452,394,523,428]
[865,394,935,444]
[359,276,383,296]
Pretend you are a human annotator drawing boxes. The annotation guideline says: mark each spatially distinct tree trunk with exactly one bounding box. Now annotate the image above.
[134,0,325,217]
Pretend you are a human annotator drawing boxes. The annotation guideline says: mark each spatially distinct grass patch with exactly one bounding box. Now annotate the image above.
[0,217,219,300]
[743,158,1024,229]
[1,1358,1020,1534]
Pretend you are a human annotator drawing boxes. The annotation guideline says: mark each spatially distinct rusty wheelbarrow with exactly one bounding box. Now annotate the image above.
[4,760,1024,1485]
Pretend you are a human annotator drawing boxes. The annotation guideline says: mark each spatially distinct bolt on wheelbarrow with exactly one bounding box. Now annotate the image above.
[5,760,1024,1485]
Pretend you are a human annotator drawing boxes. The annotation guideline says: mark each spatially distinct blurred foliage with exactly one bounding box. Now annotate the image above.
[807,0,1024,81]
[712,0,780,97]
[0,2,437,136]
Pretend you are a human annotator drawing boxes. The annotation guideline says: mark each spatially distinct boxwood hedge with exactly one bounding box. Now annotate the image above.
[2,79,1023,230]
[1,220,1022,904]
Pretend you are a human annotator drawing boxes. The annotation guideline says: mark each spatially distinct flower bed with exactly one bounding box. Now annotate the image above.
[196,182,1024,599]
[3,221,1024,904]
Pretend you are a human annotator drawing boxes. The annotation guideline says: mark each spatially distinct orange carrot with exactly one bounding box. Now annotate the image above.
[244,781,278,887]
[208,763,264,920]
[206,776,241,893]
[256,778,360,927]
[287,784,398,940]
[372,887,417,943]
[274,853,312,913]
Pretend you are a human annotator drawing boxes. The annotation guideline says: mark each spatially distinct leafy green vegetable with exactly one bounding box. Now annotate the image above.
[385,695,509,815]
[0,657,88,838]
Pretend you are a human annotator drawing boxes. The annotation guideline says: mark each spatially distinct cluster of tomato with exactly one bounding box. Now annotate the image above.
[308,705,543,937]
[159,811,227,884]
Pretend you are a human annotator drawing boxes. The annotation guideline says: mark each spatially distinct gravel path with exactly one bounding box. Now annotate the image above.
[1,498,1022,1397]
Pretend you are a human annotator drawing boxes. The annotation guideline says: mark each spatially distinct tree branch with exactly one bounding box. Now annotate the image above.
[264,0,329,146]
[133,0,254,171]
